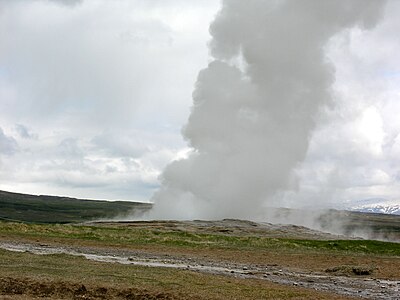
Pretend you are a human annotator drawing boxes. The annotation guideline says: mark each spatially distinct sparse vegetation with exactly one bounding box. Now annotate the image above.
[325,265,376,276]
[0,249,355,300]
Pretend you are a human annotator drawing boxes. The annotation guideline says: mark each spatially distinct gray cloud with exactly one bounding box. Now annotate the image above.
[0,127,18,155]
[0,0,214,131]
[47,0,83,6]
[57,138,83,159]
[0,0,82,11]
[15,124,38,139]
[92,132,150,159]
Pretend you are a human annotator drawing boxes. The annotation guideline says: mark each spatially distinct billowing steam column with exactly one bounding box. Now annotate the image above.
[151,0,386,220]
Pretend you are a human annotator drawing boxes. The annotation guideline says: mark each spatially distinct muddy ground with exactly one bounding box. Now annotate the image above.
[0,277,173,300]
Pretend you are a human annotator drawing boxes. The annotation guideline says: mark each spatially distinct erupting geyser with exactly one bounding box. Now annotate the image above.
[151,0,387,220]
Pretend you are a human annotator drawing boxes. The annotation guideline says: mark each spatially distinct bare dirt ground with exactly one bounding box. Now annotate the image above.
[0,277,173,300]
[95,219,351,240]
[0,219,399,299]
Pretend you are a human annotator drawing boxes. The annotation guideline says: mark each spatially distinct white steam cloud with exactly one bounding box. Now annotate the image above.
[151,0,387,220]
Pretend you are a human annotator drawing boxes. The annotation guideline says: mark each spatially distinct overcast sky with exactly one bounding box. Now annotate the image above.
[0,0,218,200]
[0,0,400,208]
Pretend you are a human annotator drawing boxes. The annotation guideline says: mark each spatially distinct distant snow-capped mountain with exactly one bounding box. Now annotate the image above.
[350,198,400,215]
[353,204,400,215]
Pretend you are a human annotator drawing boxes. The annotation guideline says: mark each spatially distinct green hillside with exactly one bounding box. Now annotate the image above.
[0,190,152,224]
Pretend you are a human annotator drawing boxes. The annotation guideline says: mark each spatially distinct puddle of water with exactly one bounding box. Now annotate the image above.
[0,242,235,274]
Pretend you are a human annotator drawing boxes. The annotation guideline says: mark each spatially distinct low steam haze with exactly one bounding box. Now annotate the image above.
[1,0,400,221]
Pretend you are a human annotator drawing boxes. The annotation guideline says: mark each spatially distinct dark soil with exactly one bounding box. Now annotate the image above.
[0,277,173,299]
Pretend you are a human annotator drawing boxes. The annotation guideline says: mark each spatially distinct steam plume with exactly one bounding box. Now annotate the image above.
[151,0,386,220]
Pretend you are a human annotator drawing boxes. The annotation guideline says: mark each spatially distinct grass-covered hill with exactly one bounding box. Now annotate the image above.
[0,190,152,224]
[1,189,399,242]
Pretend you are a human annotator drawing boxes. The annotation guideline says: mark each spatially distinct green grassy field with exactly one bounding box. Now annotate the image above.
[1,221,399,256]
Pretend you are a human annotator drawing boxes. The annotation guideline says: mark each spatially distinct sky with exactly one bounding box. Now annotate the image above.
[0,0,218,201]
[0,0,400,211]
